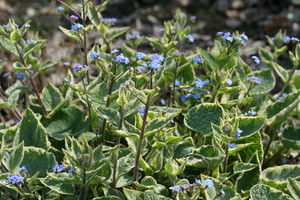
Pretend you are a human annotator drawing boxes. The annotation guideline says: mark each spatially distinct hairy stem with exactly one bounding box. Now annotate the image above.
[79,169,86,200]
[81,75,92,130]
[81,0,90,84]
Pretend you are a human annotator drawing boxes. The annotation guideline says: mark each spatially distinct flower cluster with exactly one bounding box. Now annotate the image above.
[102,18,117,23]
[90,51,99,59]
[181,93,200,101]
[53,164,65,172]
[73,63,90,72]
[7,174,24,184]
[233,128,243,139]
[217,32,248,45]
[136,52,146,60]
[148,54,164,70]
[71,23,83,31]
[194,78,209,88]
[127,31,140,39]
[113,53,129,64]
[171,178,215,194]
[193,56,203,64]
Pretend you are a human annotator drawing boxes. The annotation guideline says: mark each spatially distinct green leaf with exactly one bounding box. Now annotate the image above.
[14,108,50,149]
[0,35,18,56]
[59,26,82,41]
[236,167,260,192]
[107,27,129,43]
[40,176,75,195]
[287,178,300,200]
[145,118,171,137]
[261,165,300,190]
[40,60,58,73]
[270,62,289,82]
[42,83,64,112]
[265,89,300,128]
[23,40,45,58]
[233,163,258,174]
[184,103,224,135]
[197,48,216,71]
[259,47,274,62]
[250,184,293,200]
[234,116,265,137]
[8,142,24,172]
[123,188,171,200]
[282,127,300,150]
[43,105,88,140]
[97,106,119,127]
[249,69,276,95]
[21,147,56,177]
[86,1,100,27]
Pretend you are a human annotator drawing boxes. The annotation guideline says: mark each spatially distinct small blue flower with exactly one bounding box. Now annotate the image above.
[64,77,70,82]
[248,110,257,115]
[148,62,161,70]
[234,128,243,139]
[190,16,197,20]
[184,34,194,42]
[172,186,181,193]
[175,80,180,86]
[20,166,28,173]
[24,24,30,28]
[2,72,11,78]
[229,143,236,149]
[216,32,224,36]
[251,56,260,64]
[240,33,248,41]
[127,31,140,39]
[278,93,287,100]
[63,62,70,66]
[247,76,261,84]
[136,66,146,73]
[102,18,117,23]
[57,7,64,12]
[53,164,65,172]
[181,184,189,190]
[113,53,129,64]
[16,72,26,79]
[195,179,202,185]
[220,189,226,196]
[70,15,78,20]
[97,118,103,126]
[204,179,214,187]
[111,49,119,54]
[225,79,232,85]
[193,56,203,64]
[68,167,74,174]
[7,174,24,184]
[159,28,164,33]
[150,54,164,62]
[71,23,83,31]
[160,98,166,105]
[284,35,291,43]
[73,64,90,72]
[291,37,300,42]
[136,52,146,60]
[90,51,99,59]
[26,40,36,44]
[138,106,146,116]
[194,78,209,88]
[14,120,20,125]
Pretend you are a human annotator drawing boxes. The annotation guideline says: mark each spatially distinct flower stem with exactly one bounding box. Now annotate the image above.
[134,70,153,181]
[79,169,86,200]
[80,75,92,130]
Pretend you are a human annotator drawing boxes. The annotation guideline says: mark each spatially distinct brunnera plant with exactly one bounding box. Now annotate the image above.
[0,0,300,199]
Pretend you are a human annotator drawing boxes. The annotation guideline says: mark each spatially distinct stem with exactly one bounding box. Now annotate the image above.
[0,93,22,120]
[172,63,178,106]
[14,44,48,116]
[278,64,298,97]
[14,184,29,200]
[263,127,275,168]
[133,70,153,181]
[112,107,124,187]
[79,169,86,200]
[81,75,92,130]
[81,0,90,84]
[223,144,229,173]
[24,182,38,200]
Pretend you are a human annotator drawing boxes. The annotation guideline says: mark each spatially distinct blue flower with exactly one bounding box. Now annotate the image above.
[53,164,65,172]
[16,72,26,79]
[7,174,24,184]
[216,32,224,36]
[148,62,161,70]
[160,98,166,105]
[136,66,146,73]
[111,49,119,54]
[181,184,189,190]
[240,33,248,41]
[220,189,226,196]
[184,34,194,42]
[159,28,164,33]
[64,77,70,82]
[73,64,90,72]
[90,51,99,59]
[57,7,64,12]
[194,78,209,88]
[127,31,140,39]
[14,120,20,125]
[278,93,287,100]
[291,37,300,42]
[26,40,36,44]
[172,186,181,193]
[136,52,146,60]
[150,54,164,62]
[225,79,232,85]
[247,110,257,115]
[70,15,78,20]
[24,24,30,28]
[20,166,28,173]
[204,179,214,187]
[251,56,260,64]
[247,76,261,84]
[181,93,200,101]
[229,143,236,149]
[138,106,146,116]
[222,32,234,42]
[113,53,129,64]
[71,23,83,31]
[195,179,202,185]
[102,18,117,23]
[193,56,203,64]
[63,62,70,66]
[234,128,243,139]
[284,35,291,43]
[2,72,11,78]
[68,167,74,174]
[175,80,180,86]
